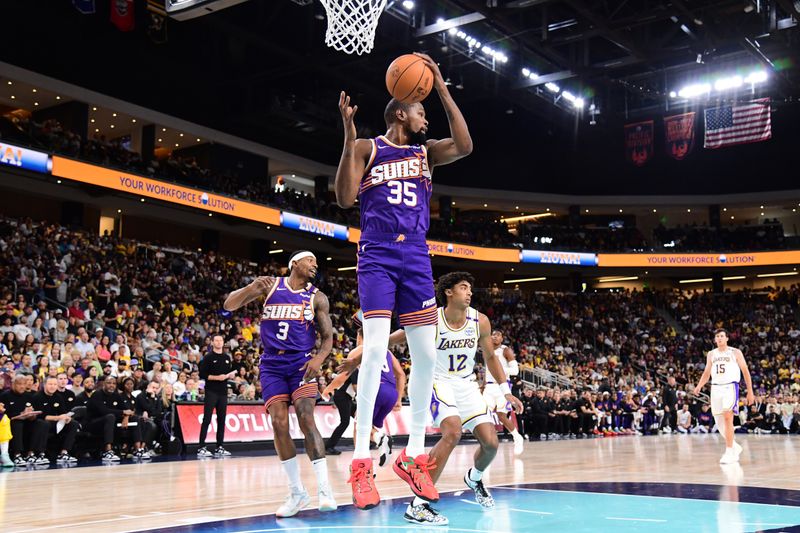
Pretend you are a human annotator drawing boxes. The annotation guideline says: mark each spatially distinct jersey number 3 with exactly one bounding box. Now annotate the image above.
[276,321,289,340]
[449,353,468,372]
[387,181,417,206]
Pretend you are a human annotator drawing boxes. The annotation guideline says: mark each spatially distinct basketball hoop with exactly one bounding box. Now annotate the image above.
[318,0,388,55]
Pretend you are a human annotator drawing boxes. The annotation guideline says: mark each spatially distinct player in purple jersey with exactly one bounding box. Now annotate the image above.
[330,327,406,467]
[224,250,336,518]
[334,52,472,510]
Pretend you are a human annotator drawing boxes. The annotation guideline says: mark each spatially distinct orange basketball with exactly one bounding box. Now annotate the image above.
[385,54,434,104]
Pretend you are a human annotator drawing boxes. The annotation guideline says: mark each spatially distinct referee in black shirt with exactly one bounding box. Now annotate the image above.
[197,333,235,458]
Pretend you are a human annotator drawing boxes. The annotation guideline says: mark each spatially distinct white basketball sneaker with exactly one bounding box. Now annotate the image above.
[513,432,524,455]
[719,449,739,465]
[276,490,311,518]
[318,486,338,512]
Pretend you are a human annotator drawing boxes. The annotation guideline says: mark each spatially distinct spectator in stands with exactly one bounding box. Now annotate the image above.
[33,376,78,463]
[0,374,49,466]
[86,376,150,462]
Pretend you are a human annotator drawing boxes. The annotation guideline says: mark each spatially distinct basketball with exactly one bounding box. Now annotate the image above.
[385,54,434,104]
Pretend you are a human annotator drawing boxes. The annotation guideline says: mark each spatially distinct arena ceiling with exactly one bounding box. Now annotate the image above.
[1,0,798,195]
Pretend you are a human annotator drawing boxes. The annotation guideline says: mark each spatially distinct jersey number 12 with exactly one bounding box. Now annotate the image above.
[449,353,468,372]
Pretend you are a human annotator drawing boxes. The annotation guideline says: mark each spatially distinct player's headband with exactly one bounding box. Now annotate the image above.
[288,251,316,270]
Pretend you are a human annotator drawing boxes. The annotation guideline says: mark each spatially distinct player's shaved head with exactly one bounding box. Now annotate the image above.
[384,98,415,126]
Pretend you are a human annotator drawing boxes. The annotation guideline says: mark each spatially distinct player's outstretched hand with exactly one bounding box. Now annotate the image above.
[507,394,524,415]
[301,358,323,383]
[336,358,358,376]
[413,52,445,90]
[338,91,358,142]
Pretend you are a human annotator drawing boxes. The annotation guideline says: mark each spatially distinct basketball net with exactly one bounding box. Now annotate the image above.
[318,0,387,55]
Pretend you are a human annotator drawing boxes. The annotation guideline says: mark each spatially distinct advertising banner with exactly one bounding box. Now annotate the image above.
[520,249,598,266]
[0,142,50,174]
[280,211,349,240]
[51,157,280,225]
[598,251,800,268]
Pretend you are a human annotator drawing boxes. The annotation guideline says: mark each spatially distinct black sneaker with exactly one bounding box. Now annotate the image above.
[404,502,449,525]
[196,446,213,458]
[57,452,78,464]
[213,446,231,457]
[101,450,121,462]
[34,453,51,465]
[464,470,495,508]
[325,447,342,456]
[13,455,29,468]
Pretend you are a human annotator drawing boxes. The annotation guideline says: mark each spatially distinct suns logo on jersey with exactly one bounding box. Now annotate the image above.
[369,157,428,185]
[262,304,306,321]
[437,338,476,351]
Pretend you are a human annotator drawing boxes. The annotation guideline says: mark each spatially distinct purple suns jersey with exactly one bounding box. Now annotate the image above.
[259,278,317,354]
[380,350,396,387]
[359,136,432,236]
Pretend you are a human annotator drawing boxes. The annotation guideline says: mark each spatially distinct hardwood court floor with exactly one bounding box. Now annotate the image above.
[1,434,798,533]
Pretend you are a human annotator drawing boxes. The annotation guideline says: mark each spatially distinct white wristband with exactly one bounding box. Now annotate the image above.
[500,382,512,396]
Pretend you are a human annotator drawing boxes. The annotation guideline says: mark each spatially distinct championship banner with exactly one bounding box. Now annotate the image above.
[0,142,51,174]
[520,249,598,266]
[664,112,696,160]
[598,251,800,268]
[280,211,349,241]
[175,403,441,444]
[51,157,280,225]
[624,120,654,166]
[110,0,135,31]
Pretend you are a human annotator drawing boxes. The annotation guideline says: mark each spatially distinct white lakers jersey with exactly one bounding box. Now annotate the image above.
[434,307,480,379]
[710,347,741,385]
[485,344,512,384]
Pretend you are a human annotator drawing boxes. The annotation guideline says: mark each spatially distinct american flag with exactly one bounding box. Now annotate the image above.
[704,98,771,149]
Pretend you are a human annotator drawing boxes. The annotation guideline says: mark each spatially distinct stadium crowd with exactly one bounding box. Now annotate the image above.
[1,114,790,253]
[0,209,798,466]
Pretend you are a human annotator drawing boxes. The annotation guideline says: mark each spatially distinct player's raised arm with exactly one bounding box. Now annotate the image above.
[334,92,372,208]
[223,276,275,311]
[478,313,523,414]
[414,53,473,167]
[735,348,755,405]
[692,351,713,396]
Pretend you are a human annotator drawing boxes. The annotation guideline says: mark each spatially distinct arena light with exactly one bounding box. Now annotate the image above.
[268,249,284,254]
[722,275,746,280]
[756,272,798,278]
[452,29,509,63]
[500,212,554,224]
[678,278,713,284]
[714,75,743,91]
[597,276,639,283]
[338,266,357,271]
[503,277,547,284]
[402,0,414,10]
[521,67,539,80]
[744,70,768,84]
[545,82,560,93]
[678,83,711,98]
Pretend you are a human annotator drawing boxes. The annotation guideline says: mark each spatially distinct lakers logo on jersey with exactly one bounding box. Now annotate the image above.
[437,338,476,351]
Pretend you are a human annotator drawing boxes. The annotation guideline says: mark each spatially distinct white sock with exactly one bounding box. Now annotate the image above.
[353,317,391,459]
[469,467,483,482]
[311,458,330,492]
[511,428,521,439]
[404,324,437,457]
[412,496,426,507]
[281,457,305,494]
[0,441,8,455]
[373,427,385,445]
[726,446,734,453]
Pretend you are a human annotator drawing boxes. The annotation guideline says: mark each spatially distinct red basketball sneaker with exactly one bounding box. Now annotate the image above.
[349,458,380,510]
[392,449,439,502]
